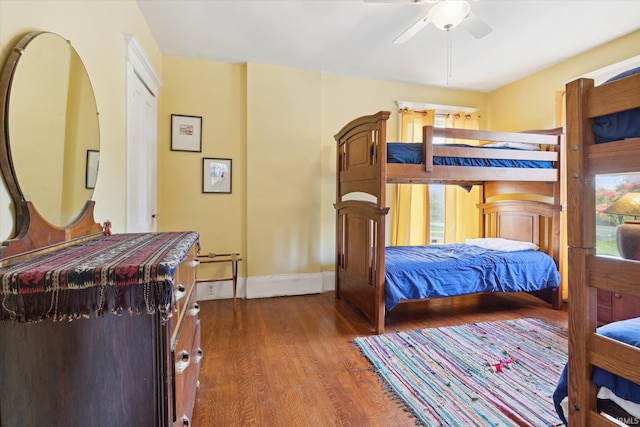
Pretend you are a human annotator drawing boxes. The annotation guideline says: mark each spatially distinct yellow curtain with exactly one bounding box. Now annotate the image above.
[556,90,569,301]
[443,113,481,243]
[390,108,434,246]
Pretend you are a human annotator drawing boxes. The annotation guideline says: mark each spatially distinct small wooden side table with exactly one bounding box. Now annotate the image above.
[196,252,241,311]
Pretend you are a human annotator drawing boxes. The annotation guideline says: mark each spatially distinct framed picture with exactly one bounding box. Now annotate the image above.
[86,149,100,189]
[203,158,232,193]
[171,114,202,152]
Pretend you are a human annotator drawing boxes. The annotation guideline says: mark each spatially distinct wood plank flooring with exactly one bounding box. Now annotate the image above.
[191,291,567,426]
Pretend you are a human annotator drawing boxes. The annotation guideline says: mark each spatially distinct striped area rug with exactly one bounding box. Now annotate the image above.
[352,318,567,426]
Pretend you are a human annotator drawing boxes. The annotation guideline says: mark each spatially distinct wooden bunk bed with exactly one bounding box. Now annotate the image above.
[558,70,640,425]
[334,111,565,334]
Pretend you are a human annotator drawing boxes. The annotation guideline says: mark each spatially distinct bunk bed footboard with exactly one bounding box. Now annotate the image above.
[334,201,389,333]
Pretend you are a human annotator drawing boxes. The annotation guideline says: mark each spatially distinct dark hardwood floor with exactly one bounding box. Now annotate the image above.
[191,291,568,426]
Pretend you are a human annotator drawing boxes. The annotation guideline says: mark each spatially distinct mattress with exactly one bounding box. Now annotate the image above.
[386,142,554,168]
[553,317,640,425]
[383,243,560,310]
[593,67,640,144]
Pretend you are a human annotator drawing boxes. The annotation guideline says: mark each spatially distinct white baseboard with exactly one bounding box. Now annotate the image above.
[196,271,335,301]
[196,277,246,302]
[246,272,323,299]
[322,271,335,292]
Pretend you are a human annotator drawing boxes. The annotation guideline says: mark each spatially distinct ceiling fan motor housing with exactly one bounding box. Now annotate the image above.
[429,0,471,31]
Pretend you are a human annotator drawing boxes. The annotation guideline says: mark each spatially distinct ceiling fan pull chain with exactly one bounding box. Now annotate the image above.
[447,29,452,85]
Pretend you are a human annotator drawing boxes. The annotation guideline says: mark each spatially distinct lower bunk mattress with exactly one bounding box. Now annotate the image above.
[384,242,561,310]
[553,317,640,425]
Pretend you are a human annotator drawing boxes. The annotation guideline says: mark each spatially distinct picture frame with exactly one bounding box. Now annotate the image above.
[171,114,202,152]
[85,149,100,189]
[203,158,232,194]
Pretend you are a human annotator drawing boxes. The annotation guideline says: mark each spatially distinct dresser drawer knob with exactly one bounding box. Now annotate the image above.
[195,347,204,364]
[182,415,191,426]
[175,284,187,300]
[189,304,200,316]
[175,350,190,374]
[614,293,621,298]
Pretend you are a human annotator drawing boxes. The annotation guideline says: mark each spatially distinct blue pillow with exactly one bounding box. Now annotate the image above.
[593,67,640,143]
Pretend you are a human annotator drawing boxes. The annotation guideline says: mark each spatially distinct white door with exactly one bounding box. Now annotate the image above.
[127,74,157,232]
[125,35,161,233]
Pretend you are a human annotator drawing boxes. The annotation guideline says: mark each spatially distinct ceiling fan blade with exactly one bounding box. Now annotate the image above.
[363,0,432,3]
[393,13,432,44]
[461,11,492,39]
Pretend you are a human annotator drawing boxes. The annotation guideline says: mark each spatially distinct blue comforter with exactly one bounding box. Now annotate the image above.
[384,244,560,310]
[553,317,640,425]
[386,143,554,168]
[593,67,640,143]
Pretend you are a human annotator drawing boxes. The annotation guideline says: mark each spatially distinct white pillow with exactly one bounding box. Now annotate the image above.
[482,141,541,151]
[465,238,538,252]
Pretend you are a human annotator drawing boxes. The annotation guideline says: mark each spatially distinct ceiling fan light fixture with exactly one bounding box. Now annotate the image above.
[429,0,471,31]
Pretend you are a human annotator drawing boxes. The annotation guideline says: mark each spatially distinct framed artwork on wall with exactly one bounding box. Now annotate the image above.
[203,157,232,194]
[171,114,202,152]
[86,149,99,189]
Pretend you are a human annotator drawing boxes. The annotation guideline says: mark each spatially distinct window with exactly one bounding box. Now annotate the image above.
[429,115,446,243]
[596,173,640,256]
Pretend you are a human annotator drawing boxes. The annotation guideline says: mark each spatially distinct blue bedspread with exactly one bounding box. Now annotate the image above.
[386,143,554,169]
[384,244,560,310]
[553,317,640,425]
[593,67,640,143]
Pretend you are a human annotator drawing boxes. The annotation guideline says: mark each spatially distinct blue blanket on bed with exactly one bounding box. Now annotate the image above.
[386,143,554,168]
[384,244,560,310]
[553,317,640,425]
[593,67,640,143]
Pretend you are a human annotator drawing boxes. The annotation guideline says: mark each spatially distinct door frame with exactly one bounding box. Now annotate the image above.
[124,34,162,232]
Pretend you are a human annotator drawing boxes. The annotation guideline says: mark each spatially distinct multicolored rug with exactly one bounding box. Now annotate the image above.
[352,318,567,426]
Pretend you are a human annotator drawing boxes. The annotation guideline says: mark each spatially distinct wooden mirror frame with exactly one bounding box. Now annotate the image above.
[0,32,102,264]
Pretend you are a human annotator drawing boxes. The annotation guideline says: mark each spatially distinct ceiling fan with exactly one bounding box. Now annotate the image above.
[373,0,492,44]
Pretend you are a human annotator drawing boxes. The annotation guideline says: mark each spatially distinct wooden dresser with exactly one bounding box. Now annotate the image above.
[597,288,640,325]
[0,232,201,427]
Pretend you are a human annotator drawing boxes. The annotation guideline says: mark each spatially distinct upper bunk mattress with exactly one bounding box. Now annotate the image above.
[384,244,560,310]
[387,143,554,168]
[593,67,640,143]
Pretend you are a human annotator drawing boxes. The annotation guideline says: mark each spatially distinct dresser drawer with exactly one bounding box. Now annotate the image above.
[597,289,640,325]
[174,320,201,427]
[174,245,198,319]
[170,250,200,427]
[170,244,199,339]
[597,289,612,325]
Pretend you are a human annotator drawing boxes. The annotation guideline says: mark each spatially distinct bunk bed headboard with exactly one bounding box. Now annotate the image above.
[479,199,562,266]
[335,111,390,206]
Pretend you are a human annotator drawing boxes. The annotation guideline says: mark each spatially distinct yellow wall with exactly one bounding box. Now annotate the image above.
[320,75,486,270]
[0,0,161,240]
[246,64,322,276]
[157,59,486,280]
[159,56,247,276]
[487,30,640,131]
[3,0,640,292]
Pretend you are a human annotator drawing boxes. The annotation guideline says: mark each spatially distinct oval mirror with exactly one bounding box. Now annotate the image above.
[2,32,100,227]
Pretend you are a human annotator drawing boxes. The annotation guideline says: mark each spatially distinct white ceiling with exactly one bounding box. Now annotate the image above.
[137,0,640,92]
